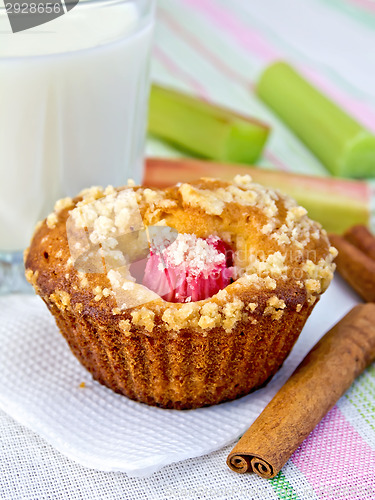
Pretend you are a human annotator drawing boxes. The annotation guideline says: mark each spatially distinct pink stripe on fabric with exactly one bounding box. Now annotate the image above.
[182,0,279,63]
[264,150,289,172]
[158,6,250,87]
[291,405,375,497]
[153,45,209,99]
[346,0,375,13]
[154,8,293,171]
[182,0,375,135]
[302,67,375,133]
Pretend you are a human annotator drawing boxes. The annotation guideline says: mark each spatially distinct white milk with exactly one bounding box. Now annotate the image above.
[0,0,153,251]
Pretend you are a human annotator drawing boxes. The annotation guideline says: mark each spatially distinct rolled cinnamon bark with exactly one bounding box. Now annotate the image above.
[227,304,375,478]
[344,224,375,261]
[329,233,375,302]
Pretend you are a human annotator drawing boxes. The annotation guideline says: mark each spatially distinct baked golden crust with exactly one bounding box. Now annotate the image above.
[25,176,336,409]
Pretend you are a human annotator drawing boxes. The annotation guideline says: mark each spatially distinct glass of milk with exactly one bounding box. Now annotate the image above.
[0,0,155,293]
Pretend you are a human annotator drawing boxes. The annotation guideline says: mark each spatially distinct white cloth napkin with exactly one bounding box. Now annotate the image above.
[0,278,358,477]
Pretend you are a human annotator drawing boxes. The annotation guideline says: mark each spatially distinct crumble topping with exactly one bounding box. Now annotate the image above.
[179,183,225,215]
[198,302,221,329]
[54,197,73,213]
[72,188,143,241]
[25,269,39,288]
[246,252,287,278]
[74,303,83,313]
[159,234,226,277]
[264,296,287,321]
[45,198,74,230]
[131,308,155,333]
[93,285,107,301]
[178,179,278,219]
[119,319,131,331]
[303,255,336,293]
[330,246,339,257]
[39,176,336,329]
[49,290,71,308]
[261,222,275,235]
[267,296,286,309]
[46,212,58,229]
[77,186,105,204]
[77,272,88,288]
[308,295,317,306]
[222,299,244,332]
[264,276,277,290]
[233,174,253,187]
[142,188,164,205]
[162,303,200,333]
[158,298,244,334]
[305,279,322,294]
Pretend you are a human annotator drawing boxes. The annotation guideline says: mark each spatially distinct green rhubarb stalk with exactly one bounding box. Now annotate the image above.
[148,84,270,164]
[144,157,371,234]
[256,62,375,178]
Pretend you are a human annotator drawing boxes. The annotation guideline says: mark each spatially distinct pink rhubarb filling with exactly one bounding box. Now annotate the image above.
[143,233,236,303]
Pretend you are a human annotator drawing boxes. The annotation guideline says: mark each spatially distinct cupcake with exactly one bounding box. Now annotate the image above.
[24,176,336,409]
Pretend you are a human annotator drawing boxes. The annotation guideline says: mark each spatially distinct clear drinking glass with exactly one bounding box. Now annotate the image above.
[0,0,154,293]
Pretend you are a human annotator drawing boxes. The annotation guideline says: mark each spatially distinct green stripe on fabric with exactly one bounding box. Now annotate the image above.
[269,470,301,500]
[345,365,375,430]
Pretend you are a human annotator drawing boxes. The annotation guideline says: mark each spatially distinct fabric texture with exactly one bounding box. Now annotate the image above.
[0,286,353,477]
[2,278,373,499]
[0,295,306,477]
[2,0,375,497]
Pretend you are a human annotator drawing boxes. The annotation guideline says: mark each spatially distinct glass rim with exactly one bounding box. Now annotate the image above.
[0,0,155,60]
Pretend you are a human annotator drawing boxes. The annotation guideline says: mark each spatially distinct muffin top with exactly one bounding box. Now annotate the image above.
[25,176,337,335]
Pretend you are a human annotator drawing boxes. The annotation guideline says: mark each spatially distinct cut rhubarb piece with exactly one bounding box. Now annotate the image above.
[148,84,270,164]
[257,62,375,178]
[144,157,371,235]
[143,233,236,303]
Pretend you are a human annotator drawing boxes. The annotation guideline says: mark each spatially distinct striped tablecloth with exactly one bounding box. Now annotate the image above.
[2,2,375,499]
[145,0,375,498]
[148,0,375,178]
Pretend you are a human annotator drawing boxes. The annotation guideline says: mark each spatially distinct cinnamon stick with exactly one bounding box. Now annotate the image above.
[329,233,375,303]
[344,224,375,261]
[227,304,375,478]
